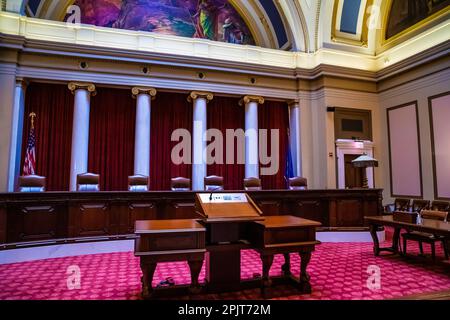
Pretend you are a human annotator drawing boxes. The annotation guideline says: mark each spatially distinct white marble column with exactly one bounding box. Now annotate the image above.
[240,96,264,178]
[68,82,96,191]
[188,91,213,190]
[289,100,302,177]
[7,79,27,191]
[132,87,157,177]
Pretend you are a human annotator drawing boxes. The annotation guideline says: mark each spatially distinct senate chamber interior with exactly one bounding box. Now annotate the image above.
[0,0,449,304]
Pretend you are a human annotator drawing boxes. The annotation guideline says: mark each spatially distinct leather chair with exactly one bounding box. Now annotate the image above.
[128,175,149,192]
[288,177,307,190]
[411,199,430,213]
[244,177,262,191]
[384,198,411,214]
[18,175,46,192]
[77,173,100,192]
[430,200,450,212]
[171,177,191,191]
[204,175,224,191]
[402,210,449,261]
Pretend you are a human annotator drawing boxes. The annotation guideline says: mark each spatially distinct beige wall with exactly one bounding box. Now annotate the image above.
[379,67,450,204]
[300,88,382,191]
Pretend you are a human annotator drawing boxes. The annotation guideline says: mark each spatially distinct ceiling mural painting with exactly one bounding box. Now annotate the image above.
[386,0,450,39]
[67,0,255,46]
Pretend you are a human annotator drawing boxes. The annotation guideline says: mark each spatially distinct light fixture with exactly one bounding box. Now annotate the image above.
[352,154,378,188]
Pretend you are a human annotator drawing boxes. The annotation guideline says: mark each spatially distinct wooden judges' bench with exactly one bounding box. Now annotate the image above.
[135,193,322,298]
[0,189,382,248]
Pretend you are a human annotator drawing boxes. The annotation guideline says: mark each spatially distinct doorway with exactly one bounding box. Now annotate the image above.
[344,154,364,189]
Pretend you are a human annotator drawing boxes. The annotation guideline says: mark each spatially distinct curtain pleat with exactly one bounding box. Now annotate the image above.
[207,96,245,190]
[150,92,193,190]
[88,87,136,191]
[21,82,74,191]
[259,100,289,190]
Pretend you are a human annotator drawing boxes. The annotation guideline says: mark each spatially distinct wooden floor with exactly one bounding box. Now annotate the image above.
[395,290,450,300]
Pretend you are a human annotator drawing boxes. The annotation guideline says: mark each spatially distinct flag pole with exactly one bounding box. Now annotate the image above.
[29,112,36,129]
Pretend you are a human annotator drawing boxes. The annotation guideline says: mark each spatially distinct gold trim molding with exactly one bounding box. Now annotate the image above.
[188,91,214,103]
[239,95,265,106]
[68,82,96,96]
[132,87,157,99]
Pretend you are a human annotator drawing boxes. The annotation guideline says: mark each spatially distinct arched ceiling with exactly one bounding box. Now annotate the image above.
[11,0,450,54]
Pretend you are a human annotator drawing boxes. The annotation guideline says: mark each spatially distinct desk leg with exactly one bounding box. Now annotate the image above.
[392,227,401,254]
[260,254,274,295]
[141,262,157,299]
[282,253,291,276]
[299,252,312,294]
[188,259,203,294]
[369,224,380,256]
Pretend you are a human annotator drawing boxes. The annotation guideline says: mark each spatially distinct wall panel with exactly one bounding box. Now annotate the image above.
[387,102,423,198]
[429,92,450,200]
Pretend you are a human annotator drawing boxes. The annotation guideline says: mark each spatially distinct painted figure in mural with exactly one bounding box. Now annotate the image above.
[193,0,226,40]
[222,18,245,44]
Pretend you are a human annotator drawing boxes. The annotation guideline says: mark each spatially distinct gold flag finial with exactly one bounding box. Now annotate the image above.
[29,112,36,129]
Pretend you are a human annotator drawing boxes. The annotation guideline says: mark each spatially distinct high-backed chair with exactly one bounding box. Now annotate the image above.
[171,177,191,191]
[204,175,224,191]
[77,173,100,192]
[244,177,262,191]
[288,177,307,190]
[128,175,149,192]
[430,200,450,213]
[384,198,411,214]
[402,210,449,261]
[411,199,430,213]
[18,175,46,192]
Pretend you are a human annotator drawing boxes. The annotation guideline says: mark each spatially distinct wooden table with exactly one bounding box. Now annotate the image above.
[249,216,321,295]
[365,215,450,256]
[134,219,206,299]
[134,215,321,298]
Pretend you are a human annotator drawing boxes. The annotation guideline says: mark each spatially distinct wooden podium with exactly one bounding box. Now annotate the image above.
[195,193,263,291]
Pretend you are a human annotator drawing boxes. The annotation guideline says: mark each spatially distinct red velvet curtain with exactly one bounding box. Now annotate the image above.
[150,92,193,190]
[20,82,74,191]
[88,87,136,191]
[207,96,245,190]
[259,100,289,190]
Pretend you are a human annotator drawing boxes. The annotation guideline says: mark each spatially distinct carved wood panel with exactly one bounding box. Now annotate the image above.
[161,201,198,220]
[77,203,110,237]
[6,203,66,242]
[124,202,157,234]
[334,199,363,227]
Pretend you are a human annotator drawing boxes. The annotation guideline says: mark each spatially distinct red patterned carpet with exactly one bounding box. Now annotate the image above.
[0,239,449,300]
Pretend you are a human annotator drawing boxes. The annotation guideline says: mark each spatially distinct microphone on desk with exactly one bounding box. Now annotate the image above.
[209,187,222,201]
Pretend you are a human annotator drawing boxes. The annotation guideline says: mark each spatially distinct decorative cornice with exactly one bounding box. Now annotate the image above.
[239,95,265,106]
[287,99,300,107]
[187,91,214,103]
[68,82,96,96]
[132,87,157,99]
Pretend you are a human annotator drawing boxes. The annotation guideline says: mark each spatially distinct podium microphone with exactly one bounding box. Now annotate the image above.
[209,186,222,201]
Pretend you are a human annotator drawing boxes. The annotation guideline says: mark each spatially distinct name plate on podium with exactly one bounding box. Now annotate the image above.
[198,193,248,204]
[195,193,263,222]
[195,192,263,244]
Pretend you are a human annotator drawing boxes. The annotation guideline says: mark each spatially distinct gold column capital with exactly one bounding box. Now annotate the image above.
[288,100,300,108]
[239,95,265,106]
[187,91,214,103]
[132,87,157,99]
[68,82,96,96]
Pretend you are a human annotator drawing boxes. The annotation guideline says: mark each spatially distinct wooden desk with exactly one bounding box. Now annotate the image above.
[134,215,321,298]
[0,189,382,248]
[134,219,206,298]
[249,216,321,295]
[365,216,450,256]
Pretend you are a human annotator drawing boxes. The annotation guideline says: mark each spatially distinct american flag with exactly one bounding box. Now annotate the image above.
[23,120,36,176]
